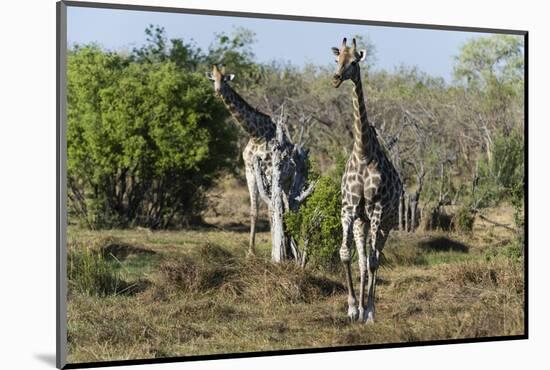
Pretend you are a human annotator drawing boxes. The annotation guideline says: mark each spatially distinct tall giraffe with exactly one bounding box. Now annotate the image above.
[206,64,275,256]
[331,38,403,323]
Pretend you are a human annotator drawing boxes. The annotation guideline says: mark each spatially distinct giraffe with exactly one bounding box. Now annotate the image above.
[206,64,276,256]
[331,38,403,323]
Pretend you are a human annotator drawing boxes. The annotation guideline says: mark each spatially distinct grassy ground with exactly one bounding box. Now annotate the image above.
[66,180,524,364]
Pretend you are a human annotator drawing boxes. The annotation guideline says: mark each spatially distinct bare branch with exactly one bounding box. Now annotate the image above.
[294,180,317,205]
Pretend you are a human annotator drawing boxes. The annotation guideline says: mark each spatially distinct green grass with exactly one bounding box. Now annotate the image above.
[67,246,125,297]
[108,253,162,280]
[66,223,524,364]
[422,251,475,265]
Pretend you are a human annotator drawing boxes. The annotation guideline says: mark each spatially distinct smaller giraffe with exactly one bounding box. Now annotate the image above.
[331,38,403,323]
[206,64,276,255]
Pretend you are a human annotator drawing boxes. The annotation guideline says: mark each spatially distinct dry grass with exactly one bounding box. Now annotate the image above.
[66,201,524,364]
[149,243,344,306]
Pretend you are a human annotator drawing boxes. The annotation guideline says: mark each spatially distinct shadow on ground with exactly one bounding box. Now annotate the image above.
[418,236,469,253]
[101,241,156,260]
[202,219,271,233]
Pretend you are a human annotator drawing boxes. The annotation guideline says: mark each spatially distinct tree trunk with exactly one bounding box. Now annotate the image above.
[398,193,404,231]
[404,193,410,232]
[410,198,418,231]
[270,135,289,262]
[252,108,315,264]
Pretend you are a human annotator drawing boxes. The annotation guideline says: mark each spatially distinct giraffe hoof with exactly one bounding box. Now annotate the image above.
[365,311,375,324]
[347,306,359,322]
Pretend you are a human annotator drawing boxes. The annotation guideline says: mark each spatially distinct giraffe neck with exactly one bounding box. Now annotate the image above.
[351,75,377,157]
[219,83,275,140]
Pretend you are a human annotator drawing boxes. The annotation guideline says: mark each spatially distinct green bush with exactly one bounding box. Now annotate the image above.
[510,178,525,254]
[484,238,523,262]
[285,175,342,270]
[67,46,238,228]
[453,206,475,232]
[504,239,524,261]
[68,247,124,296]
[476,130,524,207]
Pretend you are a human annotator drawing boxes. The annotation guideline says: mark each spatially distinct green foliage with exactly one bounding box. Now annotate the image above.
[484,238,523,262]
[206,27,256,66]
[286,175,342,270]
[475,129,524,207]
[132,25,203,71]
[453,206,475,233]
[68,247,123,296]
[454,35,524,124]
[509,170,525,258]
[205,27,262,89]
[487,130,524,190]
[510,179,525,230]
[330,150,348,182]
[284,152,346,271]
[454,35,524,91]
[504,239,524,261]
[67,45,239,228]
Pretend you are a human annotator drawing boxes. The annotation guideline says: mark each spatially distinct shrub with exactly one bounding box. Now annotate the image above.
[453,206,475,232]
[510,179,525,255]
[285,175,342,270]
[503,240,524,260]
[475,129,524,207]
[67,46,239,229]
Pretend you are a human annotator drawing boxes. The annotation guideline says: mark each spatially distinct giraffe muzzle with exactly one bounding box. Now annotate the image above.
[332,76,343,88]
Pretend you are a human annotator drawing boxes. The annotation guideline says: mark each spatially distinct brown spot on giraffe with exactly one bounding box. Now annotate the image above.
[331,38,403,323]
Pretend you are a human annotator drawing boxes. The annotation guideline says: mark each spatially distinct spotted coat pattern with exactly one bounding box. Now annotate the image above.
[207,65,275,255]
[332,38,403,323]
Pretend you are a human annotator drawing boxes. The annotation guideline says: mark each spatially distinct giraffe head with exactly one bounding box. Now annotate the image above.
[331,38,366,88]
[205,64,235,94]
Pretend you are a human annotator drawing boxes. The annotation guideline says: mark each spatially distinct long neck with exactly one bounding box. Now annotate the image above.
[351,75,377,157]
[219,83,275,140]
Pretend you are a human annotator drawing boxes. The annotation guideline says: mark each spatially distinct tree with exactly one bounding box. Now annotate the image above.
[204,27,262,90]
[252,109,314,263]
[67,45,238,228]
[453,35,524,160]
[453,35,524,91]
[132,25,203,71]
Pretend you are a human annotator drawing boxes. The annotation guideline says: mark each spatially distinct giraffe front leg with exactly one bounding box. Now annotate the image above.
[245,165,259,257]
[353,218,367,322]
[340,209,358,321]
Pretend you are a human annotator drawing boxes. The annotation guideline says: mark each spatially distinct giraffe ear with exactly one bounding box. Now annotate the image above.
[224,74,235,81]
[205,72,215,80]
[331,47,340,56]
[358,49,367,62]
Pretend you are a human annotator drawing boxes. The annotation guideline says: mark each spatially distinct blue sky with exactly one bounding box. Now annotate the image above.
[68,6,500,82]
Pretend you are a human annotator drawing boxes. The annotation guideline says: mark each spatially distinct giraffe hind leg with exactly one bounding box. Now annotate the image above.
[340,207,358,321]
[244,165,259,256]
[365,208,388,324]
